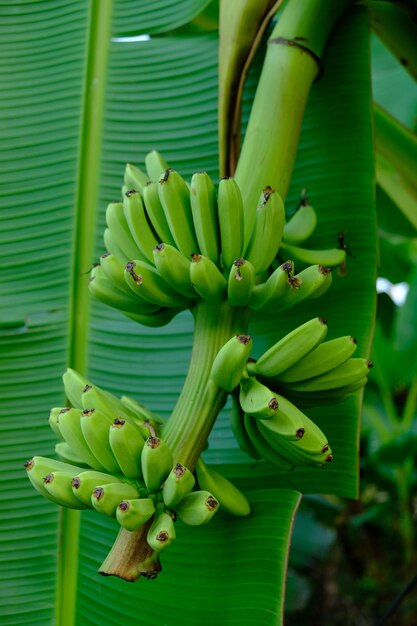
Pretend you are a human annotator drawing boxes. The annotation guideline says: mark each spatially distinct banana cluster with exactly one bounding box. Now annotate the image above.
[25,368,250,576]
[90,151,346,325]
[210,317,371,469]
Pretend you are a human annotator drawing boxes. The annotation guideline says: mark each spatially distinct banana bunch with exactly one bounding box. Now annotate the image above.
[211,317,371,468]
[89,152,346,326]
[25,367,251,576]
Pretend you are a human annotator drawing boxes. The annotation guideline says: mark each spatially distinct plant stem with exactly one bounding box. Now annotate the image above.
[235,0,353,248]
[99,300,249,580]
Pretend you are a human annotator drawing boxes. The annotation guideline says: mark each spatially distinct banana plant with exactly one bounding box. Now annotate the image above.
[8,0,416,624]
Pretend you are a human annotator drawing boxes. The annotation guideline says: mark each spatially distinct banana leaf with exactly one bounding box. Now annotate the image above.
[0,2,376,625]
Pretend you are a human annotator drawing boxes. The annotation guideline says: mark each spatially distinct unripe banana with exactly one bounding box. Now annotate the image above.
[249,317,328,379]
[125,260,189,308]
[249,260,295,311]
[227,258,255,307]
[217,177,244,271]
[242,415,295,470]
[58,406,107,471]
[281,377,368,407]
[100,253,136,296]
[141,437,173,492]
[153,243,196,298]
[48,407,65,439]
[189,253,227,303]
[80,408,120,474]
[55,442,89,467]
[273,265,333,311]
[120,395,163,427]
[190,171,220,263]
[62,368,89,409]
[243,186,285,274]
[124,306,185,328]
[124,163,149,193]
[116,498,155,531]
[229,392,261,460]
[283,194,317,245]
[43,471,90,509]
[239,376,279,420]
[106,201,148,263]
[279,242,346,268]
[162,463,195,508]
[24,456,86,501]
[258,394,307,441]
[103,227,130,264]
[91,482,140,517]
[81,383,138,424]
[143,181,176,246]
[109,418,145,479]
[147,511,176,552]
[210,334,253,392]
[158,169,198,258]
[90,266,160,315]
[257,420,332,467]
[277,335,358,383]
[145,150,169,181]
[72,470,123,506]
[282,358,372,392]
[123,189,160,263]
[195,459,250,517]
[174,490,219,525]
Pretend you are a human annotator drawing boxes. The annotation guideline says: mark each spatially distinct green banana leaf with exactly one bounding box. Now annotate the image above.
[1,2,376,625]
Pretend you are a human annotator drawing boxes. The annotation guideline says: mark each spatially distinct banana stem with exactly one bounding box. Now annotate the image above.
[99,300,249,580]
[163,300,249,468]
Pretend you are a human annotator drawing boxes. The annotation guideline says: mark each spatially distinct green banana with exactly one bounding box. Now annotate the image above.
[153,243,196,298]
[43,471,90,509]
[124,163,149,193]
[217,176,244,271]
[242,415,295,470]
[106,201,147,263]
[210,334,253,392]
[145,150,169,181]
[282,377,368,407]
[279,242,346,268]
[227,258,255,307]
[81,383,138,424]
[258,394,307,441]
[91,481,140,517]
[123,306,185,328]
[141,436,173,492]
[123,189,160,263]
[63,368,89,409]
[55,442,90,467]
[48,407,65,439]
[243,186,285,274]
[229,392,261,460]
[249,260,295,310]
[89,265,160,314]
[248,317,328,378]
[239,376,279,419]
[273,265,333,311]
[190,171,220,263]
[58,406,107,471]
[158,169,198,258]
[174,490,219,525]
[100,253,136,296]
[116,498,155,531]
[103,227,130,264]
[277,335,358,383]
[142,181,176,246]
[189,253,227,303]
[283,193,317,244]
[125,260,189,308]
[162,463,195,508]
[72,470,123,506]
[195,459,250,517]
[119,395,163,427]
[80,408,120,474]
[24,456,86,501]
[147,510,176,552]
[281,358,372,392]
[109,418,145,479]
